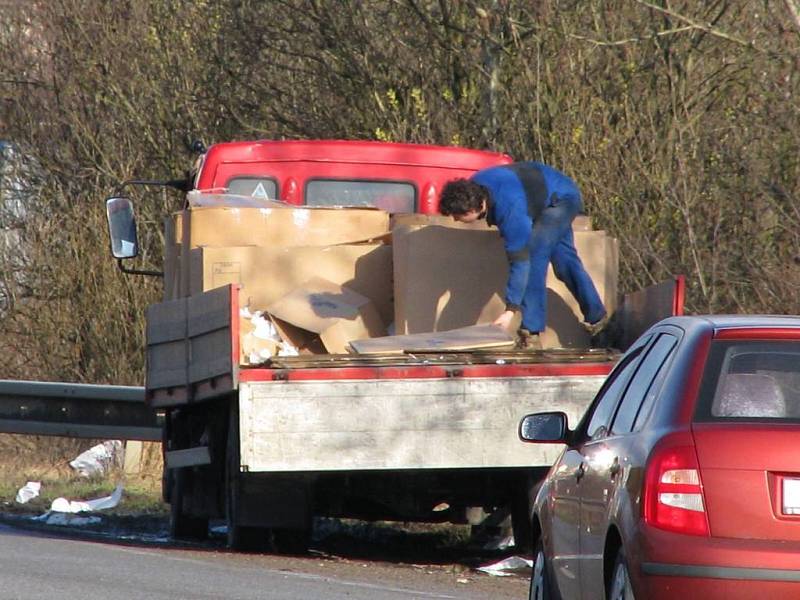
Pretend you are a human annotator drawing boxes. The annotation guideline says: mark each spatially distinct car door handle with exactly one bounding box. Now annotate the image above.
[576,462,586,482]
[609,458,621,478]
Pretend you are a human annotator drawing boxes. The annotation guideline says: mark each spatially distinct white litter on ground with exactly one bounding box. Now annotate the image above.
[15,481,41,504]
[37,513,102,527]
[49,483,124,514]
[70,441,123,478]
[477,555,533,577]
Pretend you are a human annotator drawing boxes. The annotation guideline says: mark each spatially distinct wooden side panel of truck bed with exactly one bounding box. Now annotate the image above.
[238,374,605,472]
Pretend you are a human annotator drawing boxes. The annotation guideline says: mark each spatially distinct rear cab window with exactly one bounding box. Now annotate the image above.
[226,177,278,199]
[695,341,800,421]
[306,179,416,213]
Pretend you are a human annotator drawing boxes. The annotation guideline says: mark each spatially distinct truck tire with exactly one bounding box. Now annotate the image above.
[170,469,209,540]
[512,472,541,554]
[272,526,312,555]
[225,401,271,552]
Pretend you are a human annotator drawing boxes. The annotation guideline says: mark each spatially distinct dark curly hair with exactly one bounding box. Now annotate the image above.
[439,178,488,216]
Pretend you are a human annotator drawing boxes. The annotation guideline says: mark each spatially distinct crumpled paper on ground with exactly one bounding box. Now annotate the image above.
[15,481,41,504]
[477,555,533,577]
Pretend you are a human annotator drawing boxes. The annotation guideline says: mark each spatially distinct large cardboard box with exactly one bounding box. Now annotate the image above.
[390,213,593,232]
[188,243,393,326]
[177,205,390,297]
[392,225,618,349]
[267,278,386,354]
[179,205,390,248]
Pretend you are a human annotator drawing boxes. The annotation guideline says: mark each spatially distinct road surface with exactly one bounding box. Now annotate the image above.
[0,522,528,599]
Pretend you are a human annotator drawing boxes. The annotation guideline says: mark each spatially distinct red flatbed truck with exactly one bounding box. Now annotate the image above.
[105,140,683,552]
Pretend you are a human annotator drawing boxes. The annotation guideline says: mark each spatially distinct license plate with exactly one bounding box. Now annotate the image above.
[783,478,800,515]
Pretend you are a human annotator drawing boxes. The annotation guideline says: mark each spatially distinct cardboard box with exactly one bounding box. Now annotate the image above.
[267,278,386,354]
[393,225,508,336]
[392,225,618,349]
[390,213,593,232]
[179,205,390,248]
[188,243,393,326]
[350,324,515,355]
[177,205,390,297]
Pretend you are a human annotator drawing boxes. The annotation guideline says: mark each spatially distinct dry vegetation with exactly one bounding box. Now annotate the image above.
[0,1,799,470]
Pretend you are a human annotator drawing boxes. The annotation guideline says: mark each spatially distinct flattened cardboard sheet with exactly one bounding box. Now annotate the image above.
[267,277,386,354]
[349,324,515,355]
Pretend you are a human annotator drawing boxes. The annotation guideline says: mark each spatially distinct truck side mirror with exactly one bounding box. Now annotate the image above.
[106,197,139,259]
[519,412,569,443]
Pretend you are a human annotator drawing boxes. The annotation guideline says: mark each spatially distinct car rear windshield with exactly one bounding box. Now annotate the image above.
[306,179,416,213]
[695,340,800,422]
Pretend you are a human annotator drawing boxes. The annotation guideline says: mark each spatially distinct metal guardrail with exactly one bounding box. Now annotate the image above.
[0,380,162,441]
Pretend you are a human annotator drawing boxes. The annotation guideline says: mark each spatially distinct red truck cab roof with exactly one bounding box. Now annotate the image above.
[193,139,513,214]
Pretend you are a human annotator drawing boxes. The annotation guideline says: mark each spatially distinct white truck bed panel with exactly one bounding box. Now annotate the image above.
[239,375,604,472]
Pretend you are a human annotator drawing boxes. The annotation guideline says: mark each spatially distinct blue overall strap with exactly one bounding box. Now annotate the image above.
[503,163,548,221]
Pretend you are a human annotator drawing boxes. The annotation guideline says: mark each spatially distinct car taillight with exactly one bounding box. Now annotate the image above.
[643,437,710,536]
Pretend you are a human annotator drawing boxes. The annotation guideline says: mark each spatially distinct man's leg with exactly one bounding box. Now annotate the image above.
[519,200,574,333]
[550,221,606,326]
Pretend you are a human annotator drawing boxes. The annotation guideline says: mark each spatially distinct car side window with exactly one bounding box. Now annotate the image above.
[611,333,678,434]
[585,345,646,440]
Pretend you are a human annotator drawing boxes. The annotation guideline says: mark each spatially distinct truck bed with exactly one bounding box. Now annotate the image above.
[144,283,622,408]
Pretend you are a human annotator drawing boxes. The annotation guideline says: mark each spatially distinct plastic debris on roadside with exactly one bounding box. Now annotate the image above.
[69,441,123,478]
[15,481,41,504]
[477,555,533,577]
[37,513,102,527]
[49,483,124,514]
[483,533,515,551]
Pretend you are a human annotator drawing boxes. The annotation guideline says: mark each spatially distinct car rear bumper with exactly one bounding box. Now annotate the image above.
[635,525,800,598]
[643,561,800,581]
[639,573,800,600]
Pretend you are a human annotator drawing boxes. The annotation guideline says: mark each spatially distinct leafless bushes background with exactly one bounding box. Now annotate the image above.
[0,0,799,389]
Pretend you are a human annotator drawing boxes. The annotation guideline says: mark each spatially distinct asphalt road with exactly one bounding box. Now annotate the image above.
[0,523,528,600]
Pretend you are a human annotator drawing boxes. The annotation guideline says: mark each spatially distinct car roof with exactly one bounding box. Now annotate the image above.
[655,314,800,336]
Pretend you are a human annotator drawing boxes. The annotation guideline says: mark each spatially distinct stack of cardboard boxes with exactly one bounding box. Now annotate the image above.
[163,202,618,362]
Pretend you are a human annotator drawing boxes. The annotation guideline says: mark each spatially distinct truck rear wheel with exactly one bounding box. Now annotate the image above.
[170,469,209,540]
[226,405,271,552]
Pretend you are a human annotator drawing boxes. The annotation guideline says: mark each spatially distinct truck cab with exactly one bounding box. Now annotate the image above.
[191,139,513,213]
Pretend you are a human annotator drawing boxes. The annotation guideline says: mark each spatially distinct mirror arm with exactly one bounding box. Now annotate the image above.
[563,428,576,446]
[114,178,190,196]
[116,258,163,278]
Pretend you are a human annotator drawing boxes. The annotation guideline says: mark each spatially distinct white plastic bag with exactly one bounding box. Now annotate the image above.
[69,441,123,478]
[15,481,41,504]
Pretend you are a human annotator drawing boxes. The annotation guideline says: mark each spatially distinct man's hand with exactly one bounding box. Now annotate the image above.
[492,310,516,331]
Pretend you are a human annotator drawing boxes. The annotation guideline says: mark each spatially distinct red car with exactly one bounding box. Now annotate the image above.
[520,315,800,600]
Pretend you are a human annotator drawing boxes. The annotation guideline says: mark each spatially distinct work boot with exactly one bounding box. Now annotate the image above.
[516,328,542,351]
[583,314,610,337]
